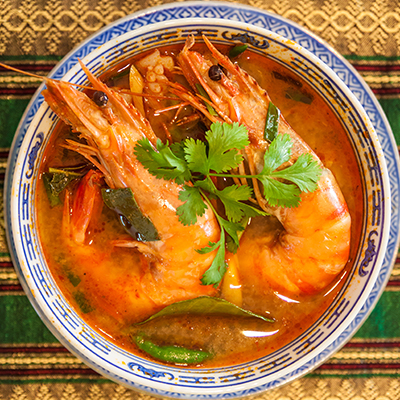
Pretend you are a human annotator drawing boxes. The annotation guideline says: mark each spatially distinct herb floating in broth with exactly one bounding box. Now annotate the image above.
[136,296,274,325]
[102,188,160,242]
[73,290,94,314]
[195,83,218,116]
[264,101,281,142]
[229,43,248,58]
[285,86,314,104]
[135,120,322,286]
[42,167,84,207]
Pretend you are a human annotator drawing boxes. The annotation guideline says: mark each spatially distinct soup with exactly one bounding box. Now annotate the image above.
[36,38,362,367]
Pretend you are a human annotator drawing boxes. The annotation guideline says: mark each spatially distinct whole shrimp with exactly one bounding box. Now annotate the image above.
[176,36,351,296]
[39,60,220,322]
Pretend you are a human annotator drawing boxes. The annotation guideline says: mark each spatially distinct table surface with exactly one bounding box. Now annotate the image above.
[1,0,400,399]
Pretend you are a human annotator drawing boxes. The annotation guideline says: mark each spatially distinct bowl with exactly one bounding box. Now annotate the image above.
[4,11,395,399]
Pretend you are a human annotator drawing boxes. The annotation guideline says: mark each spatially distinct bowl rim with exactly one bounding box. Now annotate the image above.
[4,9,395,399]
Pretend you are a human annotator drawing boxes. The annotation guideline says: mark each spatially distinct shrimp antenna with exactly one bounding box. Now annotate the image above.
[0,61,93,90]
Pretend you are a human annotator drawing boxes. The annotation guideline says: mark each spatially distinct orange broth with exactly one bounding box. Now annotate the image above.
[36,43,363,367]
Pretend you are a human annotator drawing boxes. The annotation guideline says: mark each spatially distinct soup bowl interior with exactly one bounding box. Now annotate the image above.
[5,18,391,398]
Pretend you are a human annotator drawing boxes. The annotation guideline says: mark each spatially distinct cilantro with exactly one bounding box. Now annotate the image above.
[134,138,191,185]
[184,122,249,174]
[257,134,321,207]
[198,229,227,287]
[262,133,292,173]
[177,185,208,226]
[216,185,261,223]
[205,122,249,172]
[195,194,245,287]
[134,120,322,287]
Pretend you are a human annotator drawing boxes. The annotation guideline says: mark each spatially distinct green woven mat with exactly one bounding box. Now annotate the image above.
[1,0,400,398]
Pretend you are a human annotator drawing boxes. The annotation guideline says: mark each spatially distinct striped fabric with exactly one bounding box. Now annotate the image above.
[1,0,400,399]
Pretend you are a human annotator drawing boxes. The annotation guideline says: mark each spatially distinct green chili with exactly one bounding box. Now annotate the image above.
[135,335,212,364]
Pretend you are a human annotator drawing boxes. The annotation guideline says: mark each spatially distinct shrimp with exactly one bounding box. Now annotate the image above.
[176,36,351,296]
[62,169,104,245]
[40,60,220,321]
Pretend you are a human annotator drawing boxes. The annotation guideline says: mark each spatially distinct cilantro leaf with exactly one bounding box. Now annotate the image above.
[262,133,292,175]
[257,133,321,208]
[206,122,249,172]
[184,122,249,174]
[199,216,246,285]
[196,240,220,254]
[201,245,227,287]
[176,185,207,226]
[225,217,249,253]
[170,141,187,159]
[271,153,321,192]
[198,232,228,287]
[258,176,301,208]
[219,218,245,248]
[134,138,191,184]
[216,185,265,222]
[193,177,218,197]
[184,137,209,175]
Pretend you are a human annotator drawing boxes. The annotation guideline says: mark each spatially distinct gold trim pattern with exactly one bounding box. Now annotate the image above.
[0,354,84,368]
[1,1,400,399]
[0,190,7,255]
[1,0,400,56]
[1,378,400,400]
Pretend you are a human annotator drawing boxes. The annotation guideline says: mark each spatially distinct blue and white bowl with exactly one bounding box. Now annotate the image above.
[5,4,398,399]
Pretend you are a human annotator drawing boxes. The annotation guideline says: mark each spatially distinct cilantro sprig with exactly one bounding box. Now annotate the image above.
[134,120,321,287]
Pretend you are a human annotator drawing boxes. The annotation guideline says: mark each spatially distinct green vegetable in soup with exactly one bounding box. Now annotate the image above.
[229,44,248,58]
[135,334,212,364]
[64,267,81,287]
[101,188,160,242]
[195,83,218,116]
[264,101,281,142]
[136,296,274,324]
[42,167,83,207]
[73,290,94,314]
[285,86,313,104]
[130,297,275,363]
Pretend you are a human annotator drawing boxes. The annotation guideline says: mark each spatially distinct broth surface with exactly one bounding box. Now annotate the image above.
[36,43,362,367]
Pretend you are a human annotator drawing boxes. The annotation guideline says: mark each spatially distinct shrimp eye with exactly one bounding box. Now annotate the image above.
[208,65,223,81]
[93,91,108,107]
